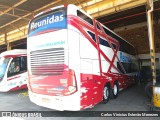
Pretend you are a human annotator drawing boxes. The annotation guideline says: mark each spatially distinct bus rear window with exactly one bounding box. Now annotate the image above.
[28,8,67,35]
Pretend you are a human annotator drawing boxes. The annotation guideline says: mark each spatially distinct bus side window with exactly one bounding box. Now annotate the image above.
[20,56,27,72]
[122,62,131,73]
[99,37,110,47]
[117,62,125,74]
[111,43,116,49]
[96,23,101,30]
[117,62,132,74]
[131,62,139,72]
[77,10,93,25]
[7,57,21,77]
[87,31,96,42]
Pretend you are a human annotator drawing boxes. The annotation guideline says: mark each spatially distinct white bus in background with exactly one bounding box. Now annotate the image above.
[27,4,139,111]
[0,49,27,92]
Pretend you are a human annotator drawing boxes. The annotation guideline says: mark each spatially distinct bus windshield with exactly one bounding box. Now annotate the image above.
[28,7,67,36]
[0,57,10,81]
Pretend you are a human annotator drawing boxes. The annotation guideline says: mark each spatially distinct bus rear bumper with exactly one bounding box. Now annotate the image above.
[28,90,80,111]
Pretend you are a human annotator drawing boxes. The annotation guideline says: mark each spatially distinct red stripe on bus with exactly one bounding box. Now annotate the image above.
[68,15,121,73]
[7,76,21,81]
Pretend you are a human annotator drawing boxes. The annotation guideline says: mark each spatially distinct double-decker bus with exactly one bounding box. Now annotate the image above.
[27,4,139,111]
[0,49,27,92]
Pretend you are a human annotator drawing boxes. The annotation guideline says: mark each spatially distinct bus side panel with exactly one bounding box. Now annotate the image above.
[99,44,116,87]
[109,51,138,90]
[7,72,28,91]
[79,33,103,109]
[99,41,133,90]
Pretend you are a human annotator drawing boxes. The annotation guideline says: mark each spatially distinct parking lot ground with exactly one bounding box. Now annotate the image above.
[0,83,159,120]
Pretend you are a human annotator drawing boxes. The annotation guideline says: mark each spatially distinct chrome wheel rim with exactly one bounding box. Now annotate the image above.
[103,86,109,99]
[113,84,118,95]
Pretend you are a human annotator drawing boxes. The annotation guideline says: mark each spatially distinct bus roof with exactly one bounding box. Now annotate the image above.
[0,49,27,57]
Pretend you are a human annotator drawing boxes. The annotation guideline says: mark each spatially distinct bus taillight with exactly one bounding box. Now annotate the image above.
[63,69,77,95]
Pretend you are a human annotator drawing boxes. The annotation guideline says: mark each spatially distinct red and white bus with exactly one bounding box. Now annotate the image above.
[0,49,27,92]
[27,4,139,111]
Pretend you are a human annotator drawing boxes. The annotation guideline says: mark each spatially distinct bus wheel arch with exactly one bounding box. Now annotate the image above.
[102,83,110,104]
[110,80,119,99]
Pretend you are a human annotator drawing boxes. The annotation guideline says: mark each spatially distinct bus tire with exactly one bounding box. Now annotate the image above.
[102,84,110,104]
[110,82,119,99]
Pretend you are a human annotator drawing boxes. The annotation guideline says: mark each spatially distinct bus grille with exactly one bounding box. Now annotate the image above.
[30,48,64,75]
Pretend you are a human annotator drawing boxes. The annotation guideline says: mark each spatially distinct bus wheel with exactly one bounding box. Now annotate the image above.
[110,82,119,99]
[103,84,110,104]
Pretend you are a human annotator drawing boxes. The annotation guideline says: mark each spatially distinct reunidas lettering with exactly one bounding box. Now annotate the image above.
[31,14,64,30]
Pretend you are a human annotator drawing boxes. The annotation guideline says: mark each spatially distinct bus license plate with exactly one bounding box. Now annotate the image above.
[42,98,50,103]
